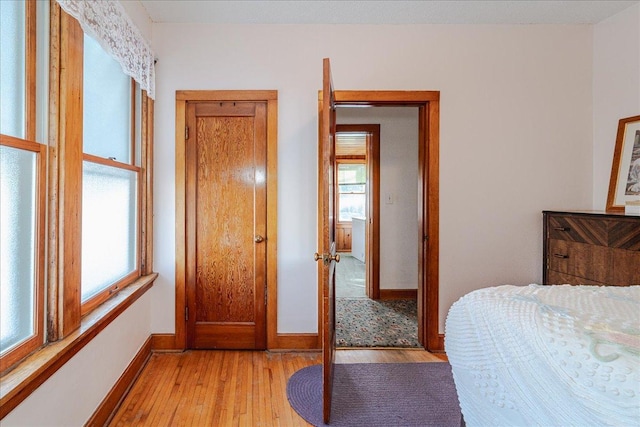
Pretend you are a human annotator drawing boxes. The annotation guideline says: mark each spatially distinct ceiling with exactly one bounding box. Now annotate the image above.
[139,1,638,25]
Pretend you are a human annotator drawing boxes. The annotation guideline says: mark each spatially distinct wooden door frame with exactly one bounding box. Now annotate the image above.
[318,91,441,351]
[334,124,381,300]
[174,90,278,350]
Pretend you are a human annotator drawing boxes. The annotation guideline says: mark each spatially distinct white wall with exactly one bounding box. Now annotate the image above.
[593,3,640,210]
[151,23,593,334]
[338,107,419,290]
[3,294,152,426]
[119,0,153,44]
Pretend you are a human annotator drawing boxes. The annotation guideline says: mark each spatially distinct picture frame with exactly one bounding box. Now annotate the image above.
[606,115,640,212]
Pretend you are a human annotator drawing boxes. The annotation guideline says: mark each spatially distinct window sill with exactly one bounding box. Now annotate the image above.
[0,273,157,419]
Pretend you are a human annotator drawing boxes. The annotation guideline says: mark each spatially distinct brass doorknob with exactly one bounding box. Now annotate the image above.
[255,235,264,243]
[314,253,340,263]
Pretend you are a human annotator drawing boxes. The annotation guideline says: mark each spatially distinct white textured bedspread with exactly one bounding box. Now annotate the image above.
[445,284,640,426]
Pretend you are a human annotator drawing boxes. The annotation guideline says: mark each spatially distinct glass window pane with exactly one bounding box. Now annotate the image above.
[83,34,131,162]
[0,0,26,139]
[339,193,366,222]
[339,184,365,194]
[82,161,137,301]
[35,0,50,145]
[0,146,36,353]
[134,83,141,167]
[338,163,366,184]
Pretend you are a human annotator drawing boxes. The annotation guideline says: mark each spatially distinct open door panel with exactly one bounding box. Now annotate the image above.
[317,57,337,424]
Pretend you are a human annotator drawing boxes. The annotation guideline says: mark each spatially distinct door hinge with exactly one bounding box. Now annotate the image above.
[185,306,189,321]
[185,126,189,140]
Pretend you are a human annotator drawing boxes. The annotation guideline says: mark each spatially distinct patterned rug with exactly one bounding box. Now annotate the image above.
[336,298,421,348]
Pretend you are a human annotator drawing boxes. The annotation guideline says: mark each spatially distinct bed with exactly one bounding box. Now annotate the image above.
[445,284,640,426]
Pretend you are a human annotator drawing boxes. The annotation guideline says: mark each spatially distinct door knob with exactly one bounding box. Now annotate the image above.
[255,235,264,243]
[314,253,340,263]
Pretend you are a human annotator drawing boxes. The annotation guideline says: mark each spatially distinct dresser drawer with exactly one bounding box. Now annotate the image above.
[547,239,608,284]
[547,215,607,246]
[607,220,640,250]
[610,249,640,285]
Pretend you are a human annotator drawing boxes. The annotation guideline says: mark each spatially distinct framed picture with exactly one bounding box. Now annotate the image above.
[607,115,640,212]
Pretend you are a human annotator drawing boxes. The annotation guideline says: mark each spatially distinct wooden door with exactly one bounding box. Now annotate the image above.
[186,101,267,350]
[317,58,338,424]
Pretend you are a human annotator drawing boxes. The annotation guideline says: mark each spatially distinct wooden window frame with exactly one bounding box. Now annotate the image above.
[0,136,46,374]
[54,10,147,323]
[25,0,37,141]
[80,118,143,316]
[335,158,367,226]
[0,0,43,374]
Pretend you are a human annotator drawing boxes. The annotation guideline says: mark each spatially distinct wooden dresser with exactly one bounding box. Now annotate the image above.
[543,211,640,286]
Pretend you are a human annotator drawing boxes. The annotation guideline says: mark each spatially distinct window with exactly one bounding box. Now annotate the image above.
[81,33,141,312]
[337,162,366,222]
[0,1,154,377]
[0,140,46,371]
[52,8,154,328]
[0,0,45,372]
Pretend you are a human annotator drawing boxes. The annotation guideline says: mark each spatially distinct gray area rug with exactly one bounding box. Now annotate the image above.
[336,298,420,348]
[287,362,462,426]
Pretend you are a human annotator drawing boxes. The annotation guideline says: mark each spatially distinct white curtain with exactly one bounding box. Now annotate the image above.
[56,0,155,99]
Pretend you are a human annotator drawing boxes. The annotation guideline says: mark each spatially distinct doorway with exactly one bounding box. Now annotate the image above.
[334,109,423,348]
[334,124,380,300]
[319,91,441,352]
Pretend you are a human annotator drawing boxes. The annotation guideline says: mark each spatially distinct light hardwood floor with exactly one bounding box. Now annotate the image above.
[108,349,446,426]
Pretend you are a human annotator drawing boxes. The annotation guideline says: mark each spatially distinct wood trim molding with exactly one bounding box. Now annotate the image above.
[333,91,440,104]
[265,98,279,349]
[436,334,445,354]
[57,6,83,338]
[176,90,277,101]
[141,96,155,275]
[417,105,426,345]
[379,289,418,300]
[426,100,441,352]
[25,0,37,142]
[147,98,155,272]
[0,274,157,420]
[174,97,187,350]
[47,0,62,342]
[270,334,320,351]
[175,91,278,351]
[150,334,178,351]
[85,336,152,427]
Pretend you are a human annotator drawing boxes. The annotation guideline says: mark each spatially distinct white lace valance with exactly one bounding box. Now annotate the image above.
[56,0,155,99]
